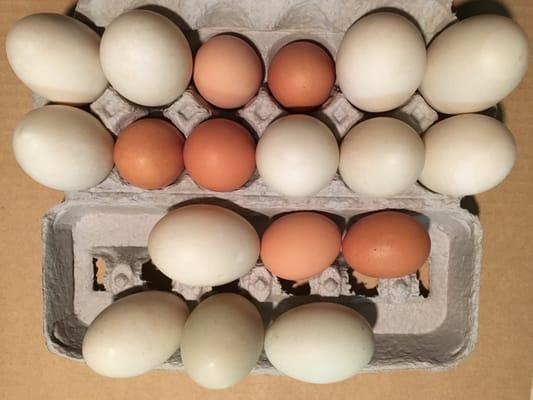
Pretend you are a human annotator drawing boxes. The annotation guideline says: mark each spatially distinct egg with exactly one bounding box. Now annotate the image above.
[148,204,260,286]
[256,115,339,197]
[336,12,426,112]
[82,291,189,378]
[419,114,516,196]
[420,15,529,114]
[180,293,264,389]
[267,41,335,109]
[342,211,430,278]
[339,117,424,197]
[100,10,192,107]
[6,13,107,104]
[265,302,374,384]
[114,118,184,189]
[184,118,255,191]
[193,35,263,109]
[260,212,341,281]
[12,105,114,191]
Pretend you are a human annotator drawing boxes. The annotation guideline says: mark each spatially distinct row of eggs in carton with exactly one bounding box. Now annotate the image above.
[6,10,528,199]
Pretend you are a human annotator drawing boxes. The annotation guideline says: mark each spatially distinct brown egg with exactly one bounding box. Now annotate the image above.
[193,35,263,109]
[268,41,335,109]
[114,119,184,189]
[183,118,256,191]
[260,212,342,281]
[342,211,430,278]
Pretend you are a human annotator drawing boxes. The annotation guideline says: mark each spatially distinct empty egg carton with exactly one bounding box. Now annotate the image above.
[41,0,483,374]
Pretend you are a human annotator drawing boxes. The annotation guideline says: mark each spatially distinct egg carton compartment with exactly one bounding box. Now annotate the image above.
[42,193,481,372]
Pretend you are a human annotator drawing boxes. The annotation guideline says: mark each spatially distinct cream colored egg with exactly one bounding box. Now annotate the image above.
[180,293,264,389]
[420,114,516,196]
[256,115,339,197]
[148,205,260,287]
[265,303,374,384]
[82,291,189,378]
[336,12,426,112]
[100,10,192,107]
[339,117,424,197]
[6,13,108,104]
[420,15,529,114]
[12,105,114,191]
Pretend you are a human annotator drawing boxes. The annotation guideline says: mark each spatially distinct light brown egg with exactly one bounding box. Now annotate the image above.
[342,211,430,278]
[183,118,256,191]
[193,35,263,109]
[114,118,184,189]
[268,41,335,109]
[260,212,342,281]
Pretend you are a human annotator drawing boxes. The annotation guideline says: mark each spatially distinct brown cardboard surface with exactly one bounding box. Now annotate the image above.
[0,1,531,399]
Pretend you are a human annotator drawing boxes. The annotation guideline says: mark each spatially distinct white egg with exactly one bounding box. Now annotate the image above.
[100,10,192,107]
[420,15,529,114]
[336,12,426,112]
[82,291,189,378]
[180,293,264,389]
[6,13,107,104]
[12,105,114,191]
[420,114,516,196]
[148,205,260,287]
[256,115,339,197]
[265,303,374,384]
[339,117,424,197]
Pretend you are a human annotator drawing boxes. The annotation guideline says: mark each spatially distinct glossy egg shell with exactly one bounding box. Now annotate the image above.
[342,211,431,278]
[260,212,341,281]
[114,118,185,190]
[184,118,256,191]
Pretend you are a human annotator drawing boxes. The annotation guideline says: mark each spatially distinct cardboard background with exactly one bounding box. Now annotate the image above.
[0,1,531,399]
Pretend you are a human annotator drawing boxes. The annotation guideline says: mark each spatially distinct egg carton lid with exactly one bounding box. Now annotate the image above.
[40,0,483,375]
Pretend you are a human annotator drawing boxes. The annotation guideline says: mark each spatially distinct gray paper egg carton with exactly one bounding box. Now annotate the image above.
[41,0,483,374]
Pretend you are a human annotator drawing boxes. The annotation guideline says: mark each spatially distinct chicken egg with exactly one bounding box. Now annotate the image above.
[6,13,108,104]
[342,211,431,278]
[419,114,516,196]
[148,204,260,287]
[339,117,424,197]
[265,302,374,384]
[336,12,426,112]
[193,35,263,109]
[180,293,264,389]
[12,105,114,191]
[268,41,335,109]
[100,10,192,107]
[114,118,185,190]
[420,15,529,114]
[256,115,339,197]
[82,291,189,378]
[260,212,341,281]
[184,118,255,191]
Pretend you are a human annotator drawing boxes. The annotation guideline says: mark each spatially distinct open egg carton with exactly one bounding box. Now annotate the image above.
[41,0,482,374]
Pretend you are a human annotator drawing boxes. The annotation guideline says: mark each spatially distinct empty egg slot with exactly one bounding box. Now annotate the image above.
[141,259,173,291]
[211,279,241,294]
[348,270,379,298]
[278,278,311,296]
[417,261,430,298]
[92,257,106,292]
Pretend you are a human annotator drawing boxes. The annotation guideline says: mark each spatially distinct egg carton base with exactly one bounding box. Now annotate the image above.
[42,194,481,372]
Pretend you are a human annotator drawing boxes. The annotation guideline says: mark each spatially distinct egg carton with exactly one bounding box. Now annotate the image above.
[40,0,483,374]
